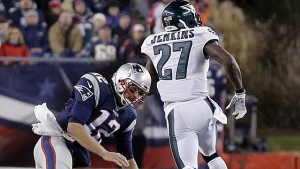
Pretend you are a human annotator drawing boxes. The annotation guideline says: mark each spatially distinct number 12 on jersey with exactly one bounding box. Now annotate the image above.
[153,41,192,80]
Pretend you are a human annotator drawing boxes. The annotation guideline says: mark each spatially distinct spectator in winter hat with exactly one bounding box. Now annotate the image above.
[92,12,107,38]
[8,0,46,27]
[20,9,49,57]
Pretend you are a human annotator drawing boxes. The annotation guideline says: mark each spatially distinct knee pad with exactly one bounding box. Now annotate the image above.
[202,152,219,163]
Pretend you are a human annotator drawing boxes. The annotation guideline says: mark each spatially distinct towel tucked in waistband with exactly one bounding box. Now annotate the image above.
[32,103,74,142]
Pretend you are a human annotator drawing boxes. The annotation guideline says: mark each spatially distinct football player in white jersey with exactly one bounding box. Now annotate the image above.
[141,1,247,169]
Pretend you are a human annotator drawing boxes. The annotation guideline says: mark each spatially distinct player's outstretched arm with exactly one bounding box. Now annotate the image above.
[204,41,247,119]
[67,122,129,167]
[204,41,243,90]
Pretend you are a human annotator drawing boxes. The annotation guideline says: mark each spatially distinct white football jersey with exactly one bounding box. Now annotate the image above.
[141,26,219,102]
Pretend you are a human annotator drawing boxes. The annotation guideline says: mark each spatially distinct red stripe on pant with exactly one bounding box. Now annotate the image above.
[41,136,56,169]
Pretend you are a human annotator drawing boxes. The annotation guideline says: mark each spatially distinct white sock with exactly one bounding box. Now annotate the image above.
[207,157,228,169]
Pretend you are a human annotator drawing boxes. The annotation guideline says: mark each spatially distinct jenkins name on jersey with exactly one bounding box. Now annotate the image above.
[142,26,219,103]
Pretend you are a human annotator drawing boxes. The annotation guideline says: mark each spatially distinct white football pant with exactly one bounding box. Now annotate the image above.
[34,136,72,169]
[166,98,228,169]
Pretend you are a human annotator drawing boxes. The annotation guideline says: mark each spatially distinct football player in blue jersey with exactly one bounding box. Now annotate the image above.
[32,63,151,169]
[142,1,247,169]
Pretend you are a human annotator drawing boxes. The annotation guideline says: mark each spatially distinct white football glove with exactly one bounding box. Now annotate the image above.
[226,90,247,119]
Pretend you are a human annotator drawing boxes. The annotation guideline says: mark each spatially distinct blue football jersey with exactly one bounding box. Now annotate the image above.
[56,72,137,159]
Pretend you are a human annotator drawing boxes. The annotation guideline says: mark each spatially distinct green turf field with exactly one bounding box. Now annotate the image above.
[267,135,300,152]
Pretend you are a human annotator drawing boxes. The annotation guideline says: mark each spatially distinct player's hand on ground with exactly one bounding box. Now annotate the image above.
[226,89,247,119]
[102,151,129,167]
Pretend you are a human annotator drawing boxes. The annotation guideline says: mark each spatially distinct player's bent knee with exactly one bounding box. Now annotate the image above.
[202,152,219,163]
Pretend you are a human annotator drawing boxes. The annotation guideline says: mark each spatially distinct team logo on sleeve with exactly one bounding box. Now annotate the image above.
[74,85,94,101]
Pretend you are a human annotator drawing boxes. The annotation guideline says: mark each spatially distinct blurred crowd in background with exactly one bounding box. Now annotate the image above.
[0,0,214,66]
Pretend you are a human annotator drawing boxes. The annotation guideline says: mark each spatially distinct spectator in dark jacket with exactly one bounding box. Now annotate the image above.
[0,0,15,16]
[20,9,49,57]
[83,0,106,13]
[8,0,46,27]
[119,23,146,64]
[105,2,121,29]
[73,0,93,45]
[45,0,62,28]
[73,0,93,24]
[0,1,6,17]
[79,23,118,62]
[112,11,131,47]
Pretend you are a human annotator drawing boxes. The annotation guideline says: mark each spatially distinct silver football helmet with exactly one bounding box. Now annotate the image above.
[112,63,151,108]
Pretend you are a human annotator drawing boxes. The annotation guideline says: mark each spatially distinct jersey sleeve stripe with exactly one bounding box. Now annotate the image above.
[83,74,100,107]
[123,119,136,132]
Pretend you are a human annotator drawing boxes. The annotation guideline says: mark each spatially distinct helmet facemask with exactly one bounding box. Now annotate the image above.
[117,78,148,109]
